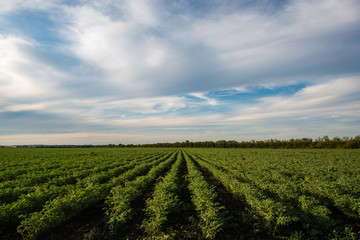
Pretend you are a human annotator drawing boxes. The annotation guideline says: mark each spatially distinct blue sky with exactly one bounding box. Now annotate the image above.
[0,0,360,145]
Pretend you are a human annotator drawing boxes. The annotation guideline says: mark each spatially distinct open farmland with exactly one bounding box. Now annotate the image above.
[0,148,359,239]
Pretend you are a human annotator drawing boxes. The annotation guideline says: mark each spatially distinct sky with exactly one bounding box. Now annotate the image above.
[0,0,360,145]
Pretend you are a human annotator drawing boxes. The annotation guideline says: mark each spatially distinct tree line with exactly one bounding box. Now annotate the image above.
[4,136,359,149]
[111,136,360,149]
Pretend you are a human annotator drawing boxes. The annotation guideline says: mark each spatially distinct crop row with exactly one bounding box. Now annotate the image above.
[0,151,162,189]
[187,148,360,238]
[192,152,338,232]
[191,149,360,221]
[106,151,179,233]
[187,152,297,236]
[0,152,167,232]
[141,150,183,236]
[0,149,170,186]
[183,152,224,239]
[0,155,149,205]
[17,151,174,239]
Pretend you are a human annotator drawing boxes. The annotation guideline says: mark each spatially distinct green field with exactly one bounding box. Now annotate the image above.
[0,148,359,239]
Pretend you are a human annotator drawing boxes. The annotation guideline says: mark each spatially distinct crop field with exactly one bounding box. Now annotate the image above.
[0,148,359,240]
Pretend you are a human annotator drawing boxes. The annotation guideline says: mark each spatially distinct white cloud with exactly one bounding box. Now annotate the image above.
[60,2,177,97]
[228,77,360,122]
[187,0,360,83]
[188,92,217,106]
[3,102,49,112]
[262,77,360,110]
[0,0,57,14]
[90,96,187,115]
[0,35,60,100]
[125,0,158,26]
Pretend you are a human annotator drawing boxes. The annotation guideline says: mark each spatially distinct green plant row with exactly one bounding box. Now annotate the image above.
[0,152,169,236]
[0,148,163,183]
[0,149,122,181]
[301,180,360,220]
[183,151,224,239]
[187,148,360,238]
[16,151,174,239]
[192,152,338,233]
[0,160,126,205]
[0,154,155,232]
[105,151,179,233]
[188,152,297,236]
[0,184,74,232]
[141,150,183,236]
[0,151,162,195]
[192,149,360,230]
[0,161,101,186]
